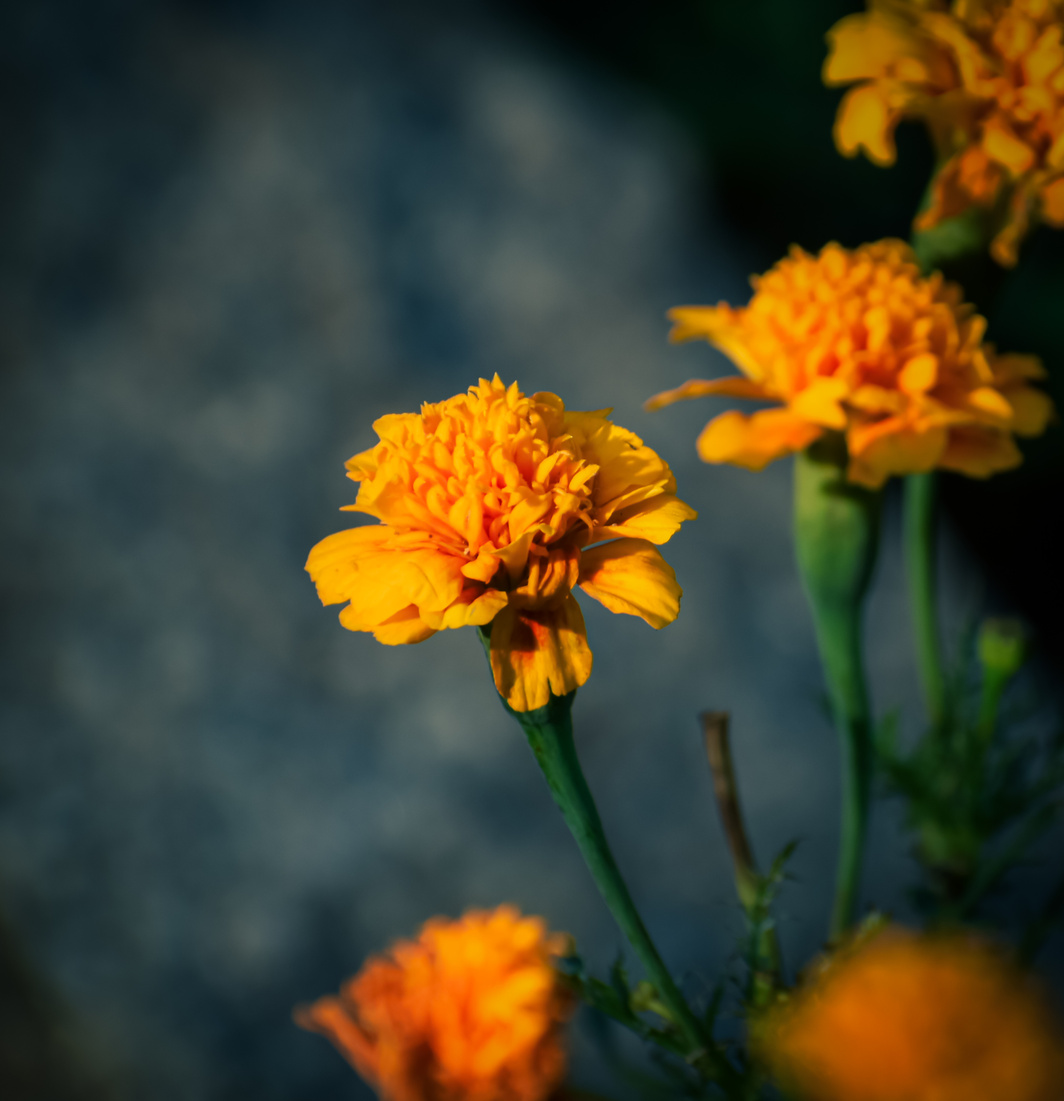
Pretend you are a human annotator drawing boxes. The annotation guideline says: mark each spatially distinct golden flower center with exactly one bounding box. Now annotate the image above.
[746,243,979,402]
[348,380,600,604]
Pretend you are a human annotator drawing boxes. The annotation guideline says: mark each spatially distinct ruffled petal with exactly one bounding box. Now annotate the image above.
[306,525,392,606]
[645,376,769,411]
[823,11,928,85]
[939,427,1022,478]
[489,597,592,712]
[565,414,676,511]
[333,547,465,631]
[578,539,681,629]
[366,605,437,646]
[697,409,823,469]
[833,83,902,166]
[437,588,510,630]
[1005,386,1055,436]
[294,997,379,1084]
[790,377,849,429]
[591,494,698,545]
[1041,176,1064,224]
[667,306,770,383]
[847,422,948,488]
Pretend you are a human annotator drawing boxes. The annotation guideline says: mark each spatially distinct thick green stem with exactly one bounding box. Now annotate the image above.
[477,632,731,1084]
[794,440,880,942]
[904,473,948,731]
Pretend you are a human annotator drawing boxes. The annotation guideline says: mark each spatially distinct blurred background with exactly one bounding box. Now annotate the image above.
[1,1,1062,1098]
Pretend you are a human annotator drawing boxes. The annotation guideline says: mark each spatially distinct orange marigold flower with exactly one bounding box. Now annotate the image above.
[824,0,1064,266]
[759,926,1064,1101]
[295,907,576,1101]
[307,375,695,712]
[646,240,1052,487]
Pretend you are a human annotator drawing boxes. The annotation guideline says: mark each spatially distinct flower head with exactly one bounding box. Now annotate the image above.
[824,0,1064,265]
[759,926,1064,1101]
[295,907,575,1101]
[308,376,695,711]
[647,240,1052,487]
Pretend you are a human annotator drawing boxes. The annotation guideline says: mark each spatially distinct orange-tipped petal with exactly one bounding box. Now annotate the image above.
[578,539,682,629]
[489,597,592,712]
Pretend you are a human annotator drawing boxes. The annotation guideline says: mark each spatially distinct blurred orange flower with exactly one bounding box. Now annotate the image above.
[307,376,695,711]
[759,926,1064,1101]
[824,0,1064,266]
[647,240,1052,487]
[295,907,575,1101]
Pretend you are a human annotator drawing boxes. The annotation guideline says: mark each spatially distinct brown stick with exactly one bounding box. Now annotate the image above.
[701,711,758,907]
[701,711,783,999]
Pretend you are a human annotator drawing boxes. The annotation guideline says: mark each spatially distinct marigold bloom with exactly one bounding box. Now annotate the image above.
[295,907,575,1101]
[760,927,1064,1101]
[307,376,695,711]
[647,240,1052,487]
[824,0,1064,265]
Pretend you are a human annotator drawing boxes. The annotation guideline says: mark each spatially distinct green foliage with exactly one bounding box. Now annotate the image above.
[559,952,761,1099]
[876,620,1064,920]
[737,842,797,1010]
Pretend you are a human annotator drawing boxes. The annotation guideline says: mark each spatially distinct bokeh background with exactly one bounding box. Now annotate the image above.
[2,1,1062,1098]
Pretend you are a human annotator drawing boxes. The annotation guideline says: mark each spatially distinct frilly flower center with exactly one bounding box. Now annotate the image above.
[351,381,600,608]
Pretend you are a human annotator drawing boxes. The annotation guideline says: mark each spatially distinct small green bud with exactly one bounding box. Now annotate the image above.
[977,618,1026,681]
[629,981,674,1022]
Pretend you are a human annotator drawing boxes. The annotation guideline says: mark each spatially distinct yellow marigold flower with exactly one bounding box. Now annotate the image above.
[647,240,1052,487]
[307,375,695,712]
[824,0,1064,266]
[295,906,575,1101]
[759,926,1064,1101]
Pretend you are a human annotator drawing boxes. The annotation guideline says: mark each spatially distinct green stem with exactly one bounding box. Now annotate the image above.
[477,631,734,1087]
[904,473,948,731]
[794,440,880,942]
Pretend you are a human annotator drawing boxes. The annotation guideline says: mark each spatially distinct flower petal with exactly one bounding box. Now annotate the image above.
[645,376,769,411]
[578,539,681,629]
[790,377,849,429]
[823,12,927,85]
[847,423,947,488]
[697,409,823,469]
[1004,386,1055,437]
[833,83,902,166]
[566,414,676,510]
[294,997,379,1084]
[306,526,392,606]
[592,494,698,545]
[334,547,465,630]
[940,428,1022,478]
[489,597,592,712]
[438,588,510,630]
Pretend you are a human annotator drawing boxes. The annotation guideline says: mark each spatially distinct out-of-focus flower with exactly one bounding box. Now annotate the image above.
[760,926,1064,1101]
[295,907,575,1101]
[647,240,1052,487]
[824,0,1064,266]
[307,376,695,711]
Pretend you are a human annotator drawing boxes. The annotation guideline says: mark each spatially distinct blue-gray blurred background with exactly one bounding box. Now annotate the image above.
[2,1,1062,1098]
